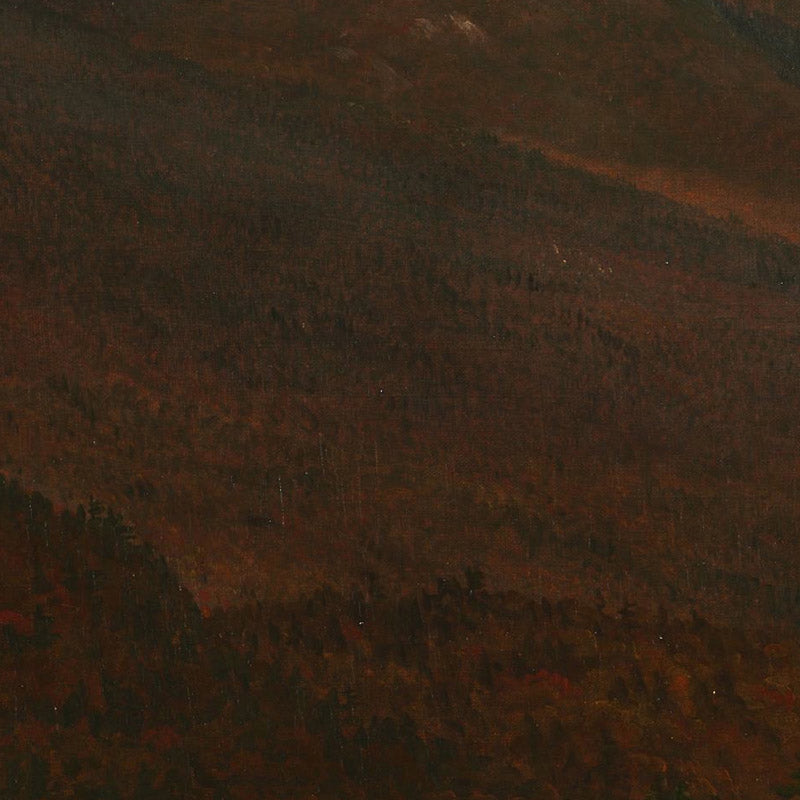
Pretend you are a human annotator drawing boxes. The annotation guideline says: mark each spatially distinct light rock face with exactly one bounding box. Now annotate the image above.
[449,12,488,44]
[413,17,439,39]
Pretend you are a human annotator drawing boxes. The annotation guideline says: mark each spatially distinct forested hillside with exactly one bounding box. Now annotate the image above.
[5,0,800,794]
[4,0,800,623]
[3,478,800,798]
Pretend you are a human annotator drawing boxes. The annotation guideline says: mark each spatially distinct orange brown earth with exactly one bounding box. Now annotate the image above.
[3,0,800,795]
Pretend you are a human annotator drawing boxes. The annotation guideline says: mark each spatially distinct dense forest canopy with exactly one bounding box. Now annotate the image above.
[4,0,800,795]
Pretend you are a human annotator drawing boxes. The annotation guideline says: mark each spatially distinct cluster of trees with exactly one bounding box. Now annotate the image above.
[2,476,800,797]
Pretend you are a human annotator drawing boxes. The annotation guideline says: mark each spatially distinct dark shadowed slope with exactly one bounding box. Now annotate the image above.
[3,477,800,799]
[7,4,800,793]
[2,0,800,628]
[120,0,800,240]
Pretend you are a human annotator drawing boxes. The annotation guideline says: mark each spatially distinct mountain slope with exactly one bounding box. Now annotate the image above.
[111,0,800,239]
[3,477,800,799]
[3,0,800,625]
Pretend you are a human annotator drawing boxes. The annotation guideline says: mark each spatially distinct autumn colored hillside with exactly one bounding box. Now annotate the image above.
[3,0,800,628]
[37,0,800,238]
[4,477,800,798]
[9,0,800,794]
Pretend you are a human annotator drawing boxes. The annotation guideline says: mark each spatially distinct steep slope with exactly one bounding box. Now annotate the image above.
[3,0,800,625]
[115,0,800,239]
[15,0,800,235]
